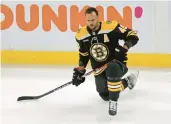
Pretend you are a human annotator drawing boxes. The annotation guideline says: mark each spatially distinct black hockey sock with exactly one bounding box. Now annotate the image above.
[107,81,122,101]
[109,92,119,101]
[121,79,128,91]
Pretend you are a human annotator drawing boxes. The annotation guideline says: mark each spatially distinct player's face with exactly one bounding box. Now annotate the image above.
[86,12,99,30]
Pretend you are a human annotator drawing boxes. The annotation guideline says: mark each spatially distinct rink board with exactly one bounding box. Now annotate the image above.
[1,50,171,68]
[1,2,171,68]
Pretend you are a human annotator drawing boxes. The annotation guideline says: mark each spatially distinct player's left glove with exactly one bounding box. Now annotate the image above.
[115,46,128,65]
[72,67,86,86]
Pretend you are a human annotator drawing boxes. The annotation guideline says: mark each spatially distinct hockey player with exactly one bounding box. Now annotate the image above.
[72,7,139,116]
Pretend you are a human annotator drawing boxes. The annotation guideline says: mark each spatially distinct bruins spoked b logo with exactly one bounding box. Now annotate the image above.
[90,43,109,62]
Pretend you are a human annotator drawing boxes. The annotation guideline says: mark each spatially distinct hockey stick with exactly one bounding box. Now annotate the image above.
[17,64,107,101]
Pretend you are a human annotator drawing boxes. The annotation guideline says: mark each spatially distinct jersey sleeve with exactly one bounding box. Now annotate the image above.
[76,39,89,68]
[113,23,139,48]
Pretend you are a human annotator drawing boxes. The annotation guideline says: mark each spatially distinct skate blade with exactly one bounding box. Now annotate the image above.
[133,70,139,78]
[109,114,117,121]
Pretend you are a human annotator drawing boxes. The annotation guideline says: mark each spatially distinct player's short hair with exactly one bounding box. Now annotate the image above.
[85,7,99,16]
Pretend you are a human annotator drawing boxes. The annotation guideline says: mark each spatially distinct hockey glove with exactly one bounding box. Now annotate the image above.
[115,46,128,65]
[72,67,86,86]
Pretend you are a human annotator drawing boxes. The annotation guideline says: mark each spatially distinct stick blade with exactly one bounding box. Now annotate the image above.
[17,96,38,101]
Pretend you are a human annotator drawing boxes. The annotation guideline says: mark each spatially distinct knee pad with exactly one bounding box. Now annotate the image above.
[106,60,127,82]
[105,61,127,92]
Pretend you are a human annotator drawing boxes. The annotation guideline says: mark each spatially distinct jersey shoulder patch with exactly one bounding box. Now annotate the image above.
[99,20,118,34]
[75,26,90,40]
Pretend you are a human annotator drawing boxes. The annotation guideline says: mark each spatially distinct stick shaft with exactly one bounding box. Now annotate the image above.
[17,65,107,101]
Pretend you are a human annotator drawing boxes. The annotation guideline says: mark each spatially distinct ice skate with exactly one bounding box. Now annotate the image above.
[109,100,117,116]
[126,70,139,90]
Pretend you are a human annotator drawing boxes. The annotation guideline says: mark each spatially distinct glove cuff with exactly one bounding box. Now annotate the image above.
[74,67,86,74]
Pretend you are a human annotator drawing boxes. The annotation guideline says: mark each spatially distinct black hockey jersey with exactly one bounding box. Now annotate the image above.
[75,20,139,71]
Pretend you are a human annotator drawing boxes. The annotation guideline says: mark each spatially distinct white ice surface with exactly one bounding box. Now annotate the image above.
[1,65,171,124]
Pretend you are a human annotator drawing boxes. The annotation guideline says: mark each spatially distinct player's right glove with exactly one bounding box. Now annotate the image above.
[72,67,86,86]
[115,45,128,65]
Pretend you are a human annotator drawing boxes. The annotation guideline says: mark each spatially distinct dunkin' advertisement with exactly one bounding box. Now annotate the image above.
[169,1,171,53]
[1,1,154,52]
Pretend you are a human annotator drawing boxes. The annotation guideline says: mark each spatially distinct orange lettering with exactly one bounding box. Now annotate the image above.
[107,6,132,29]
[16,4,39,31]
[96,6,104,22]
[1,4,134,32]
[0,4,13,30]
[70,5,89,32]
[42,5,67,32]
